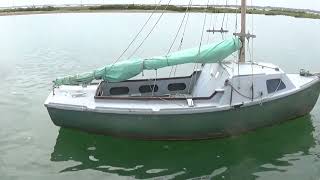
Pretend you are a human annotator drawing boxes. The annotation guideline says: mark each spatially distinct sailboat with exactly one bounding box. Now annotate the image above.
[44,0,320,140]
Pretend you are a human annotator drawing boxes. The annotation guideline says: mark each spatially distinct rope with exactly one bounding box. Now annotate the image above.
[187,64,199,94]
[169,65,176,78]
[167,0,193,55]
[187,0,210,94]
[129,0,173,58]
[252,63,279,70]
[221,1,226,32]
[156,96,186,107]
[198,0,210,55]
[115,0,163,62]
[151,69,158,96]
[222,0,229,40]
[225,0,229,30]
[251,0,254,63]
[206,0,214,43]
[169,0,193,78]
[227,81,259,100]
[178,5,191,51]
[247,38,254,101]
[92,0,164,83]
[250,0,255,101]
[268,76,284,98]
[234,0,238,33]
[220,62,231,76]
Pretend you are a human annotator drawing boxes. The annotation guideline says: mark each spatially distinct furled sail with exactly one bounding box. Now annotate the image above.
[53,37,241,86]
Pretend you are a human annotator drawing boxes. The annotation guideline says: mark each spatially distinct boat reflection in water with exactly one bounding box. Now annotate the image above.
[51,116,316,179]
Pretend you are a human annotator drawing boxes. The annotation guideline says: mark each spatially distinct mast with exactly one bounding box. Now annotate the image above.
[239,0,246,63]
[234,0,255,63]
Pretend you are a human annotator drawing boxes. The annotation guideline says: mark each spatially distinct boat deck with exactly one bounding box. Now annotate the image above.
[45,84,227,114]
[45,62,320,115]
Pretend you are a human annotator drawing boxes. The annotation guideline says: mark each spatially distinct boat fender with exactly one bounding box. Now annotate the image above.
[259,92,264,106]
[232,102,244,109]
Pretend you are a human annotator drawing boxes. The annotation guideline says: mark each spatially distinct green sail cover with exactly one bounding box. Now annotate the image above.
[53,37,241,86]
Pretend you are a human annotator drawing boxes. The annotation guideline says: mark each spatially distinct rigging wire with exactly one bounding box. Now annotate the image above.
[178,5,192,51]
[247,36,254,100]
[252,63,279,70]
[221,1,226,33]
[227,81,260,100]
[249,0,255,101]
[234,0,238,33]
[115,0,163,62]
[251,0,254,63]
[229,0,239,104]
[167,0,193,55]
[129,0,173,58]
[236,0,240,77]
[206,0,214,43]
[214,0,219,31]
[220,0,229,40]
[243,0,255,101]
[169,0,193,77]
[229,0,239,59]
[187,0,210,94]
[198,0,210,55]
[98,0,164,81]
[151,69,158,96]
[225,0,229,30]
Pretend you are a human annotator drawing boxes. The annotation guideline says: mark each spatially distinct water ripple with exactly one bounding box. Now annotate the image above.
[1,13,320,180]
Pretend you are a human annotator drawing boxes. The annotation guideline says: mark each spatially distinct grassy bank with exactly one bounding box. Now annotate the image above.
[1,4,319,19]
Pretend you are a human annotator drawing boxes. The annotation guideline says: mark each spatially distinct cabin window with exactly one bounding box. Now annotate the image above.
[266,79,286,93]
[110,87,129,95]
[168,83,186,91]
[139,85,159,93]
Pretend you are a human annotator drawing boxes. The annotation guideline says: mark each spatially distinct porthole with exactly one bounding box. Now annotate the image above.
[110,87,129,95]
[139,85,159,93]
[168,83,186,91]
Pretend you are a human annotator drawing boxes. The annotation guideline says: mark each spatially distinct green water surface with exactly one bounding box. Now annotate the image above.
[0,13,320,179]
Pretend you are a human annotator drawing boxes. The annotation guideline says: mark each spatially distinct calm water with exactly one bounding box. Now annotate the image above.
[0,12,320,179]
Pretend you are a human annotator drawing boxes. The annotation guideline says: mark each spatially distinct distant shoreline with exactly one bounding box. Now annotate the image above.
[0,4,320,19]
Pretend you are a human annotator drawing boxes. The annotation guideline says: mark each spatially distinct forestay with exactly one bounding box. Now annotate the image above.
[53,37,241,86]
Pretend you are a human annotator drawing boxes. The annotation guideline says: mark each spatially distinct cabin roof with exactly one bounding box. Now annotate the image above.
[224,62,284,77]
